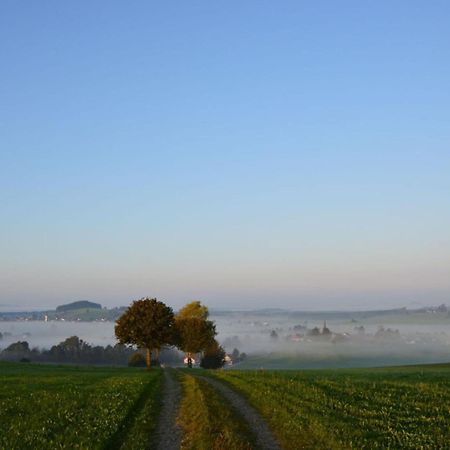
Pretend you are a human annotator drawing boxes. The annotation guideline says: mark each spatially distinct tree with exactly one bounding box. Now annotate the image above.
[200,340,225,369]
[115,298,175,369]
[231,348,240,361]
[48,336,91,362]
[4,341,30,353]
[174,301,216,367]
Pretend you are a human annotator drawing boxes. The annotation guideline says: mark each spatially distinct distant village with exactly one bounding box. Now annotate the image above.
[267,320,446,346]
[0,301,127,322]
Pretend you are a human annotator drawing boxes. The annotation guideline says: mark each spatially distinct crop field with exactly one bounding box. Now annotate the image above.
[210,364,450,449]
[0,362,162,450]
[2,361,450,449]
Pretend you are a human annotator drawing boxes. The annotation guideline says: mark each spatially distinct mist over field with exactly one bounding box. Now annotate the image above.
[2,309,450,369]
[216,312,450,368]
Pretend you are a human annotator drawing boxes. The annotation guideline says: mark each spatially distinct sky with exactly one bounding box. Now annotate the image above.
[1,1,450,311]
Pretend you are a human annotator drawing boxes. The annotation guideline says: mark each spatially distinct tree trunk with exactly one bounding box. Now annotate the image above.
[146,348,151,369]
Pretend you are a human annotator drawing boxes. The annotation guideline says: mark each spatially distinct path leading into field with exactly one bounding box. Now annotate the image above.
[155,370,182,450]
[196,375,282,450]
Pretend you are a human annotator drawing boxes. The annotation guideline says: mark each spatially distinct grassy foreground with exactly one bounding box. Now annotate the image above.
[0,362,162,450]
[210,363,450,449]
[3,361,450,449]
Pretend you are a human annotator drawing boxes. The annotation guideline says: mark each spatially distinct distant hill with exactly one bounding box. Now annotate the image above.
[56,301,102,312]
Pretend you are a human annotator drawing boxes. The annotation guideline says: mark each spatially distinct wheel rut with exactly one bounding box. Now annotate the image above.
[155,369,182,450]
[194,374,282,450]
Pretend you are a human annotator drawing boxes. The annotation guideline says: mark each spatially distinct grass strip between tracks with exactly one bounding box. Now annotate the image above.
[177,372,255,450]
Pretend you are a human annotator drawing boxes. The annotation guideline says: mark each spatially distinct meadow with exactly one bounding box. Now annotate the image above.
[210,364,450,449]
[2,361,450,449]
[0,362,162,450]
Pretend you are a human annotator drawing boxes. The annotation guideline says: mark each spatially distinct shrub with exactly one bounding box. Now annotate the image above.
[200,341,225,369]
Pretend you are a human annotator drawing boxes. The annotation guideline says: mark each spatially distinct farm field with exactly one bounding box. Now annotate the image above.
[209,364,450,449]
[2,361,450,449]
[0,362,162,450]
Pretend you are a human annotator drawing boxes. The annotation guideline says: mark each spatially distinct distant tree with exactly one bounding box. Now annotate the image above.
[4,341,30,353]
[375,326,401,341]
[115,298,175,369]
[200,340,225,369]
[308,327,321,337]
[174,301,216,367]
[2,341,30,361]
[47,336,91,362]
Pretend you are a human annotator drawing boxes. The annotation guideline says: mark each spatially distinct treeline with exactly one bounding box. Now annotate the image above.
[0,336,182,366]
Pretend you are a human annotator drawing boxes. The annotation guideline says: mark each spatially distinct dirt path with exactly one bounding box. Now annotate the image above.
[155,369,182,450]
[196,375,282,450]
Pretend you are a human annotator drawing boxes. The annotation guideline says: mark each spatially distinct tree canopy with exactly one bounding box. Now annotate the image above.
[176,300,209,320]
[115,298,175,368]
[200,340,226,369]
[174,301,216,359]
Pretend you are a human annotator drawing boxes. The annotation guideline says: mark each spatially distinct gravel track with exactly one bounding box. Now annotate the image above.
[196,375,282,450]
[155,370,182,450]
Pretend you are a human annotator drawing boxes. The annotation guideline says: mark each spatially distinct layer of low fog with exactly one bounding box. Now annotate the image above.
[0,321,115,350]
[216,312,450,368]
[1,312,450,368]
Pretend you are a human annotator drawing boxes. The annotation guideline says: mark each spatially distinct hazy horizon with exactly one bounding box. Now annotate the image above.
[0,296,446,314]
[1,2,449,312]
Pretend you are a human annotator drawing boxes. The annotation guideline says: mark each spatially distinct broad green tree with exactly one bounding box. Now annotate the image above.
[115,297,174,369]
[175,301,216,366]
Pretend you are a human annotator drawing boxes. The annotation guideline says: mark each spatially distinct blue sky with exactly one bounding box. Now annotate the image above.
[1,1,449,310]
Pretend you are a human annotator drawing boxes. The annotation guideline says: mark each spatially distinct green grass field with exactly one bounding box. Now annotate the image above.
[0,362,162,450]
[2,361,450,449]
[210,364,450,449]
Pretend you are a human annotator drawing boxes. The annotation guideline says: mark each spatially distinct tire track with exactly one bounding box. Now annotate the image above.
[195,375,281,450]
[155,369,182,450]
[103,379,157,450]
